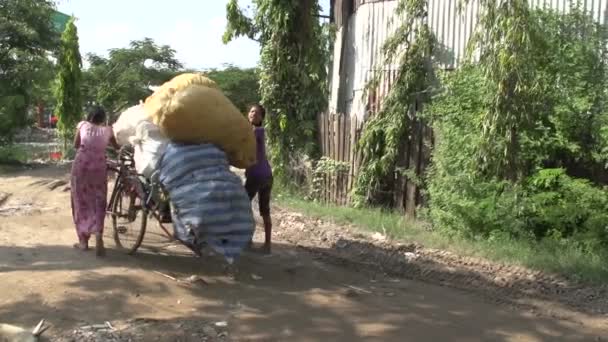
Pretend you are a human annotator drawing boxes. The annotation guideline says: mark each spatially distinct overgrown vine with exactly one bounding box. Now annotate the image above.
[223,0,333,181]
[352,0,435,206]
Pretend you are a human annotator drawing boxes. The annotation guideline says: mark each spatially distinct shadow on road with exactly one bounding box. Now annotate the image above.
[0,241,601,342]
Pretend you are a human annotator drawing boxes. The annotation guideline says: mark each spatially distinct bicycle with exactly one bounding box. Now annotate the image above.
[105,146,177,255]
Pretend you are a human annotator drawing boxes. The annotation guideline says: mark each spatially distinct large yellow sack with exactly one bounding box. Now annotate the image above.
[146,73,219,109]
[144,74,220,124]
[144,73,256,169]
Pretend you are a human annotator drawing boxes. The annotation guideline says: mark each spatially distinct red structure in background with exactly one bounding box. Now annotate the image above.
[50,115,58,128]
[49,151,62,161]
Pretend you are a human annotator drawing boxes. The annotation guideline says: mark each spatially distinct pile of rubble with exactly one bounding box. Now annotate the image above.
[55,319,230,342]
[272,206,608,316]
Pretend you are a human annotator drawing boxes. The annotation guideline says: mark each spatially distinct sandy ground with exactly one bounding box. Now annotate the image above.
[0,164,607,341]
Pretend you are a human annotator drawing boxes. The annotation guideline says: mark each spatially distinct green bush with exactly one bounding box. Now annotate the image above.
[424,66,524,239]
[425,6,608,255]
[0,96,28,144]
[523,168,608,249]
[0,145,27,164]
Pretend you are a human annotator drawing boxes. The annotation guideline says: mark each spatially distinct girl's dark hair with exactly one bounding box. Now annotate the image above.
[87,106,106,124]
[251,103,266,120]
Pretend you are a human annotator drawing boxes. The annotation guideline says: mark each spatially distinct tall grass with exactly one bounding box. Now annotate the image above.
[274,186,608,284]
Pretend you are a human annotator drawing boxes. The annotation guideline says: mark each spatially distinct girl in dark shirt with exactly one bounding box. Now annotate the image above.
[245,104,273,254]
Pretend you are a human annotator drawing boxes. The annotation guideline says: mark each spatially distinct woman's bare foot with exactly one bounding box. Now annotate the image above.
[95,237,106,257]
[261,243,271,255]
[73,242,88,251]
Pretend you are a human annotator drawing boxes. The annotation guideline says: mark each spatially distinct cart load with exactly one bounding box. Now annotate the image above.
[113,104,168,178]
[130,120,168,178]
[144,73,256,169]
[158,142,254,263]
[112,104,148,146]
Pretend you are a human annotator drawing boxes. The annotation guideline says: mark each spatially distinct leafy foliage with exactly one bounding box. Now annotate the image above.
[309,156,350,201]
[532,6,608,180]
[0,0,58,142]
[425,66,513,237]
[82,38,182,117]
[30,55,57,112]
[353,0,435,206]
[54,17,83,143]
[223,0,332,180]
[425,4,608,250]
[205,64,259,113]
[524,169,608,249]
[460,0,542,180]
[82,38,260,120]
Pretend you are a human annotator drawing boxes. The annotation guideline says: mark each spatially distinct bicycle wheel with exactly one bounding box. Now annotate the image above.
[110,183,147,255]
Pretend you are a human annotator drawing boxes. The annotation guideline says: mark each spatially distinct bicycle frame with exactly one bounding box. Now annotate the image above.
[107,146,174,241]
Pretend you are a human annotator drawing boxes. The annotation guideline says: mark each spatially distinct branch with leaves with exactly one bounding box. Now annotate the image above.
[460,0,541,181]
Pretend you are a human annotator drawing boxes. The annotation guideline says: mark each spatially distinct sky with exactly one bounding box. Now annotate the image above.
[56,0,331,70]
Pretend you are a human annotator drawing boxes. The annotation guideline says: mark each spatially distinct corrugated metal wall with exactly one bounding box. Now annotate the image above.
[329,0,608,119]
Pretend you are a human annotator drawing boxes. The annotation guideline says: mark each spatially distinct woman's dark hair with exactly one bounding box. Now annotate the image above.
[87,106,106,124]
[251,103,266,120]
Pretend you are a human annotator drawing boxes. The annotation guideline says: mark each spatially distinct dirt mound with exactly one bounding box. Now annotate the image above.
[55,319,230,342]
[273,207,608,317]
[0,175,69,216]
[0,192,42,217]
[28,179,69,192]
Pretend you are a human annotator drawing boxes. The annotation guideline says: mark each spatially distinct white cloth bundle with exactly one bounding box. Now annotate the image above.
[129,120,168,178]
[112,104,149,146]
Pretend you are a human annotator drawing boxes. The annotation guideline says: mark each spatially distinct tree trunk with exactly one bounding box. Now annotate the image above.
[36,102,45,128]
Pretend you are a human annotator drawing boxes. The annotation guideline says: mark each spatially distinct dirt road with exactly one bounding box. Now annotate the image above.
[0,164,606,341]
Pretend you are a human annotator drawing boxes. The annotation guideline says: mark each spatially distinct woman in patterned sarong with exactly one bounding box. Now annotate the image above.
[71,107,119,256]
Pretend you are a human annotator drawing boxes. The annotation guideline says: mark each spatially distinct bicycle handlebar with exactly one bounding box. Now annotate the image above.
[107,145,135,172]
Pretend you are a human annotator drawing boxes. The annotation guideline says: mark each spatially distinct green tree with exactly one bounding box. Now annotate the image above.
[206,64,259,113]
[82,38,182,118]
[531,6,608,182]
[31,56,57,127]
[0,0,57,142]
[54,17,83,146]
[460,0,541,181]
[223,0,332,180]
